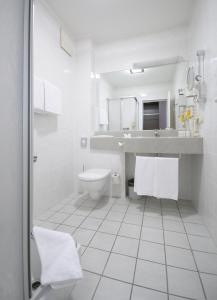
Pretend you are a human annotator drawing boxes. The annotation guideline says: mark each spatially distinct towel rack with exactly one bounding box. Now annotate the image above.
[134,153,182,159]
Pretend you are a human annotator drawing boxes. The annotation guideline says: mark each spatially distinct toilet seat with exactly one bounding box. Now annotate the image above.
[78,169,111,182]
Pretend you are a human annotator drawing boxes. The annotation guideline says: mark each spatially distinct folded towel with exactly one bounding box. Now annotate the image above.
[33,226,83,288]
[154,157,179,200]
[34,77,44,112]
[134,156,155,196]
[44,80,62,115]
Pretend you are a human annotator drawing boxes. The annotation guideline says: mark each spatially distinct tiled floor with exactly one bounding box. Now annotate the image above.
[35,195,217,300]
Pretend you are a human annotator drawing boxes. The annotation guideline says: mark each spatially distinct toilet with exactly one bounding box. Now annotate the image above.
[78,168,111,200]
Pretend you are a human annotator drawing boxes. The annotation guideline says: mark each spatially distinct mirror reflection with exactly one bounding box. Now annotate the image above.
[96,61,188,131]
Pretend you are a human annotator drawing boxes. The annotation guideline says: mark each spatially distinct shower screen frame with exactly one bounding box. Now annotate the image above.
[107,96,139,131]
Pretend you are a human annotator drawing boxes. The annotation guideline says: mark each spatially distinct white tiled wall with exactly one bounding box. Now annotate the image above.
[33,1,76,217]
[189,0,217,244]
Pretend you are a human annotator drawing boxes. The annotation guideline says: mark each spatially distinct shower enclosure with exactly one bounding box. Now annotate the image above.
[107,97,139,131]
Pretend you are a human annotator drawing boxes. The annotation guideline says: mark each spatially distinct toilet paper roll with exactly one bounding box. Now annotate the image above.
[112,173,120,185]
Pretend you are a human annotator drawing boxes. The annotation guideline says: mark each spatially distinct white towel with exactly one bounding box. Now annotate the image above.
[34,77,45,112]
[44,80,63,115]
[99,107,108,125]
[134,156,155,196]
[154,157,179,201]
[33,226,83,288]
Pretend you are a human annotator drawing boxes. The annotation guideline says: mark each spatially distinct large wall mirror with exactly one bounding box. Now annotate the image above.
[96,59,188,131]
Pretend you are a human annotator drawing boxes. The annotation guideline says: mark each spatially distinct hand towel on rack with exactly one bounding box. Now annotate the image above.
[33,226,83,287]
[154,157,179,200]
[134,156,155,196]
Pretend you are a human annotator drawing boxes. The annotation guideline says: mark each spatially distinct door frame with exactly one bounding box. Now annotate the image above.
[23,0,33,299]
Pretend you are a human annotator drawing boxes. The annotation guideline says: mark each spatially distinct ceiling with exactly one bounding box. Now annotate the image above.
[45,0,195,44]
[102,64,177,88]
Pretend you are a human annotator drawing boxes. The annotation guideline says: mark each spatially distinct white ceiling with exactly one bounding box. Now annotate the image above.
[45,0,195,44]
[102,64,177,88]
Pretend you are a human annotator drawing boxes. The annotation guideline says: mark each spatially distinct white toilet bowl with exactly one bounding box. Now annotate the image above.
[78,168,111,200]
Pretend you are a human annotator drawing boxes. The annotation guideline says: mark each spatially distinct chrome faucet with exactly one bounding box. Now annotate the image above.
[154,130,160,137]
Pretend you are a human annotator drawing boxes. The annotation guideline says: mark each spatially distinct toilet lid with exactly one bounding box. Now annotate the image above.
[78,169,111,182]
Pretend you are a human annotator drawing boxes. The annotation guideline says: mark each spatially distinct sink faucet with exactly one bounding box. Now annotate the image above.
[154,130,160,137]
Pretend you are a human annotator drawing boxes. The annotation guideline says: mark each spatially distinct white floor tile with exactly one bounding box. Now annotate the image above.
[124,213,143,225]
[112,236,139,257]
[144,207,162,218]
[163,210,181,221]
[98,220,121,235]
[143,216,163,229]
[59,205,76,214]
[161,199,178,209]
[37,210,55,221]
[82,248,109,274]
[56,224,76,234]
[89,209,108,219]
[90,232,116,251]
[141,227,164,244]
[169,296,189,300]
[200,273,217,300]
[134,259,167,292]
[64,215,86,227]
[119,223,141,239]
[93,277,131,300]
[73,228,96,246]
[138,240,165,264]
[164,231,190,249]
[80,217,102,231]
[131,285,167,300]
[166,245,197,271]
[39,221,58,230]
[50,204,64,212]
[163,219,185,233]
[194,251,217,275]
[106,211,125,222]
[104,253,136,283]
[188,235,217,253]
[71,271,100,300]
[181,213,203,224]
[127,205,144,215]
[111,204,128,213]
[167,266,205,299]
[48,212,69,224]
[74,207,92,217]
[184,223,210,237]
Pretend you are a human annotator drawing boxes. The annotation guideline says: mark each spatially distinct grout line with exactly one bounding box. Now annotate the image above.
[161,199,170,300]
[90,197,132,300]
[83,269,198,300]
[36,196,217,299]
[129,197,146,300]
[177,204,208,300]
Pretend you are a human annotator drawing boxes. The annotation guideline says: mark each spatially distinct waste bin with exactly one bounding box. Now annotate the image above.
[128,178,139,200]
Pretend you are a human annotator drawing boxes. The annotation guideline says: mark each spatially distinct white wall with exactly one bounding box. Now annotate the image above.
[0,0,26,299]
[189,0,217,243]
[33,1,76,217]
[72,39,122,195]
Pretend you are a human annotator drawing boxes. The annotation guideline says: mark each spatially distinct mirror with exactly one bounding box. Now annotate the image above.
[95,61,188,131]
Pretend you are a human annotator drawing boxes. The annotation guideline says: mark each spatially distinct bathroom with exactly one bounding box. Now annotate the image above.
[1,0,217,299]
